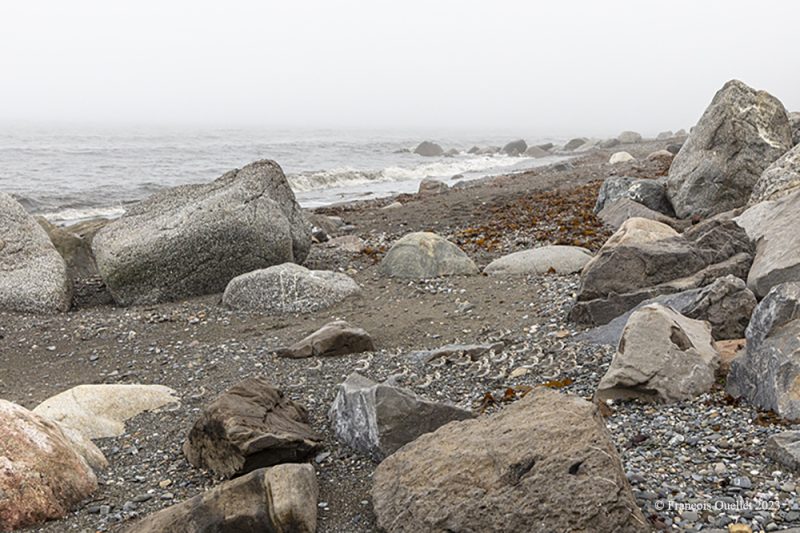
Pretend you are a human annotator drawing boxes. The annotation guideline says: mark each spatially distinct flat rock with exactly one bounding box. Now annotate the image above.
[329,373,474,461]
[665,80,792,218]
[0,400,98,531]
[379,232,478,278]
[0,193,72,313]
[728,282,800,420]
[183,377,322,478]
[33,384,179,439]
[123,464,318,533]
[484,245,592,276]
[277,320,374,358]
[750,143,800,204]
[578,274,756,345]
[597,198,688,232]
[736,189,800,298]
[223,263,361,314]
[594,176,672,215]
[92,160,310,305]
[596,304,720,402]
[371,388,646,533]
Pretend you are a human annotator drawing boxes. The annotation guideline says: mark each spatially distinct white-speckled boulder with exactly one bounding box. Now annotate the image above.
[92,160,310,306]
[750,144,800,204]
[0,400,98,531]
[666,80,792,219]
[0,193,72,313]
[223,263,361,314]
[379,232,478,278]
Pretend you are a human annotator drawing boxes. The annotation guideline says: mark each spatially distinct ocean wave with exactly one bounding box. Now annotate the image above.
[287,153,540,192]
[41,206,126,225]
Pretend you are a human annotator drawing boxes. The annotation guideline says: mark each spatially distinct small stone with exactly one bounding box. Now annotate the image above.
[158,479,172,489]
[509,367,529,379]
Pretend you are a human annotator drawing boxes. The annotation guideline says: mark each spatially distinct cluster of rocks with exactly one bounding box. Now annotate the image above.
[560,129,687,155]
[412,139,556,158]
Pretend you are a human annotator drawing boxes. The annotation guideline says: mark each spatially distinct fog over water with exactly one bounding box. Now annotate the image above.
[0,1,798,135]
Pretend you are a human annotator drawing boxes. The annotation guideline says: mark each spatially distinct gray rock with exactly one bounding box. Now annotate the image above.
[222,263,361,314]
[371,388,646,533]
[727,283,800,419]
[276,320,374,359]
[657,131,674,140]
[666,143,683,155]
[766,431,800,472]
[536,142,554,151]
[0,193,72,313]
[597,198,688,232]
[618,131,643,144]
[92,160,310,306]
[674,129,688,137]
[502,139,527,156]
[379,232,478,278]
[599,138,621,149]
[750,144,800,204]
[579,274,756,346]
[524,145,549,158]
[443,148,459,157]
[484,246,592,276]
[329,373,474,461]
[594,176,672,215]
[736,190,800,298]
[123,465,318,533]
[476,145,500,155]
[665,80,793,219]
[467,146,480,154]
[571,217,754,325]
[36,217,100,279]
[563,138,588,151]
[183,377,322,478]
[413,141,444,157]
[595,304,719,402]
[417,178,449,196]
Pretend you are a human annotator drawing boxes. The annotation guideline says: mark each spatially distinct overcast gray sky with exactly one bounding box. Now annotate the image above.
[0,0,797,136]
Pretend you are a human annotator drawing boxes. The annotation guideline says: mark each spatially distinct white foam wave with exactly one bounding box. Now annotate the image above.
[287,154,541,192]
[42,206,126,225]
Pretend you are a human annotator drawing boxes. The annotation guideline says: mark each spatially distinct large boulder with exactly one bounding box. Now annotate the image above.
[414,141,444,157]
[594,176,672,215]
[766,431,800,472]
[371,388,646,533]
[124,464,318,533]
[329,373,474,461]
[277,320,375,359]
[665,80,792,219]
[749,144,800,204]
[483,246,592,276]
[0,193,72,313]
[379,232,478,278]
[92,160,310,306]
[33,384,179,439]
[0,400,98,531]
[595,304,720,402]
[570,217,754,325]
[578,274,756,346]
[736,189,800,298]
[609,151,635,164]
[223,263,361,314]
[183,377,322,478]
[617,131,643,144]
[727,283,800,420]
[502,139,527,156]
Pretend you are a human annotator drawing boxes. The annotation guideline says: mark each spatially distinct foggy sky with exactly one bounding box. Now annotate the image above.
[1,0,797,136]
